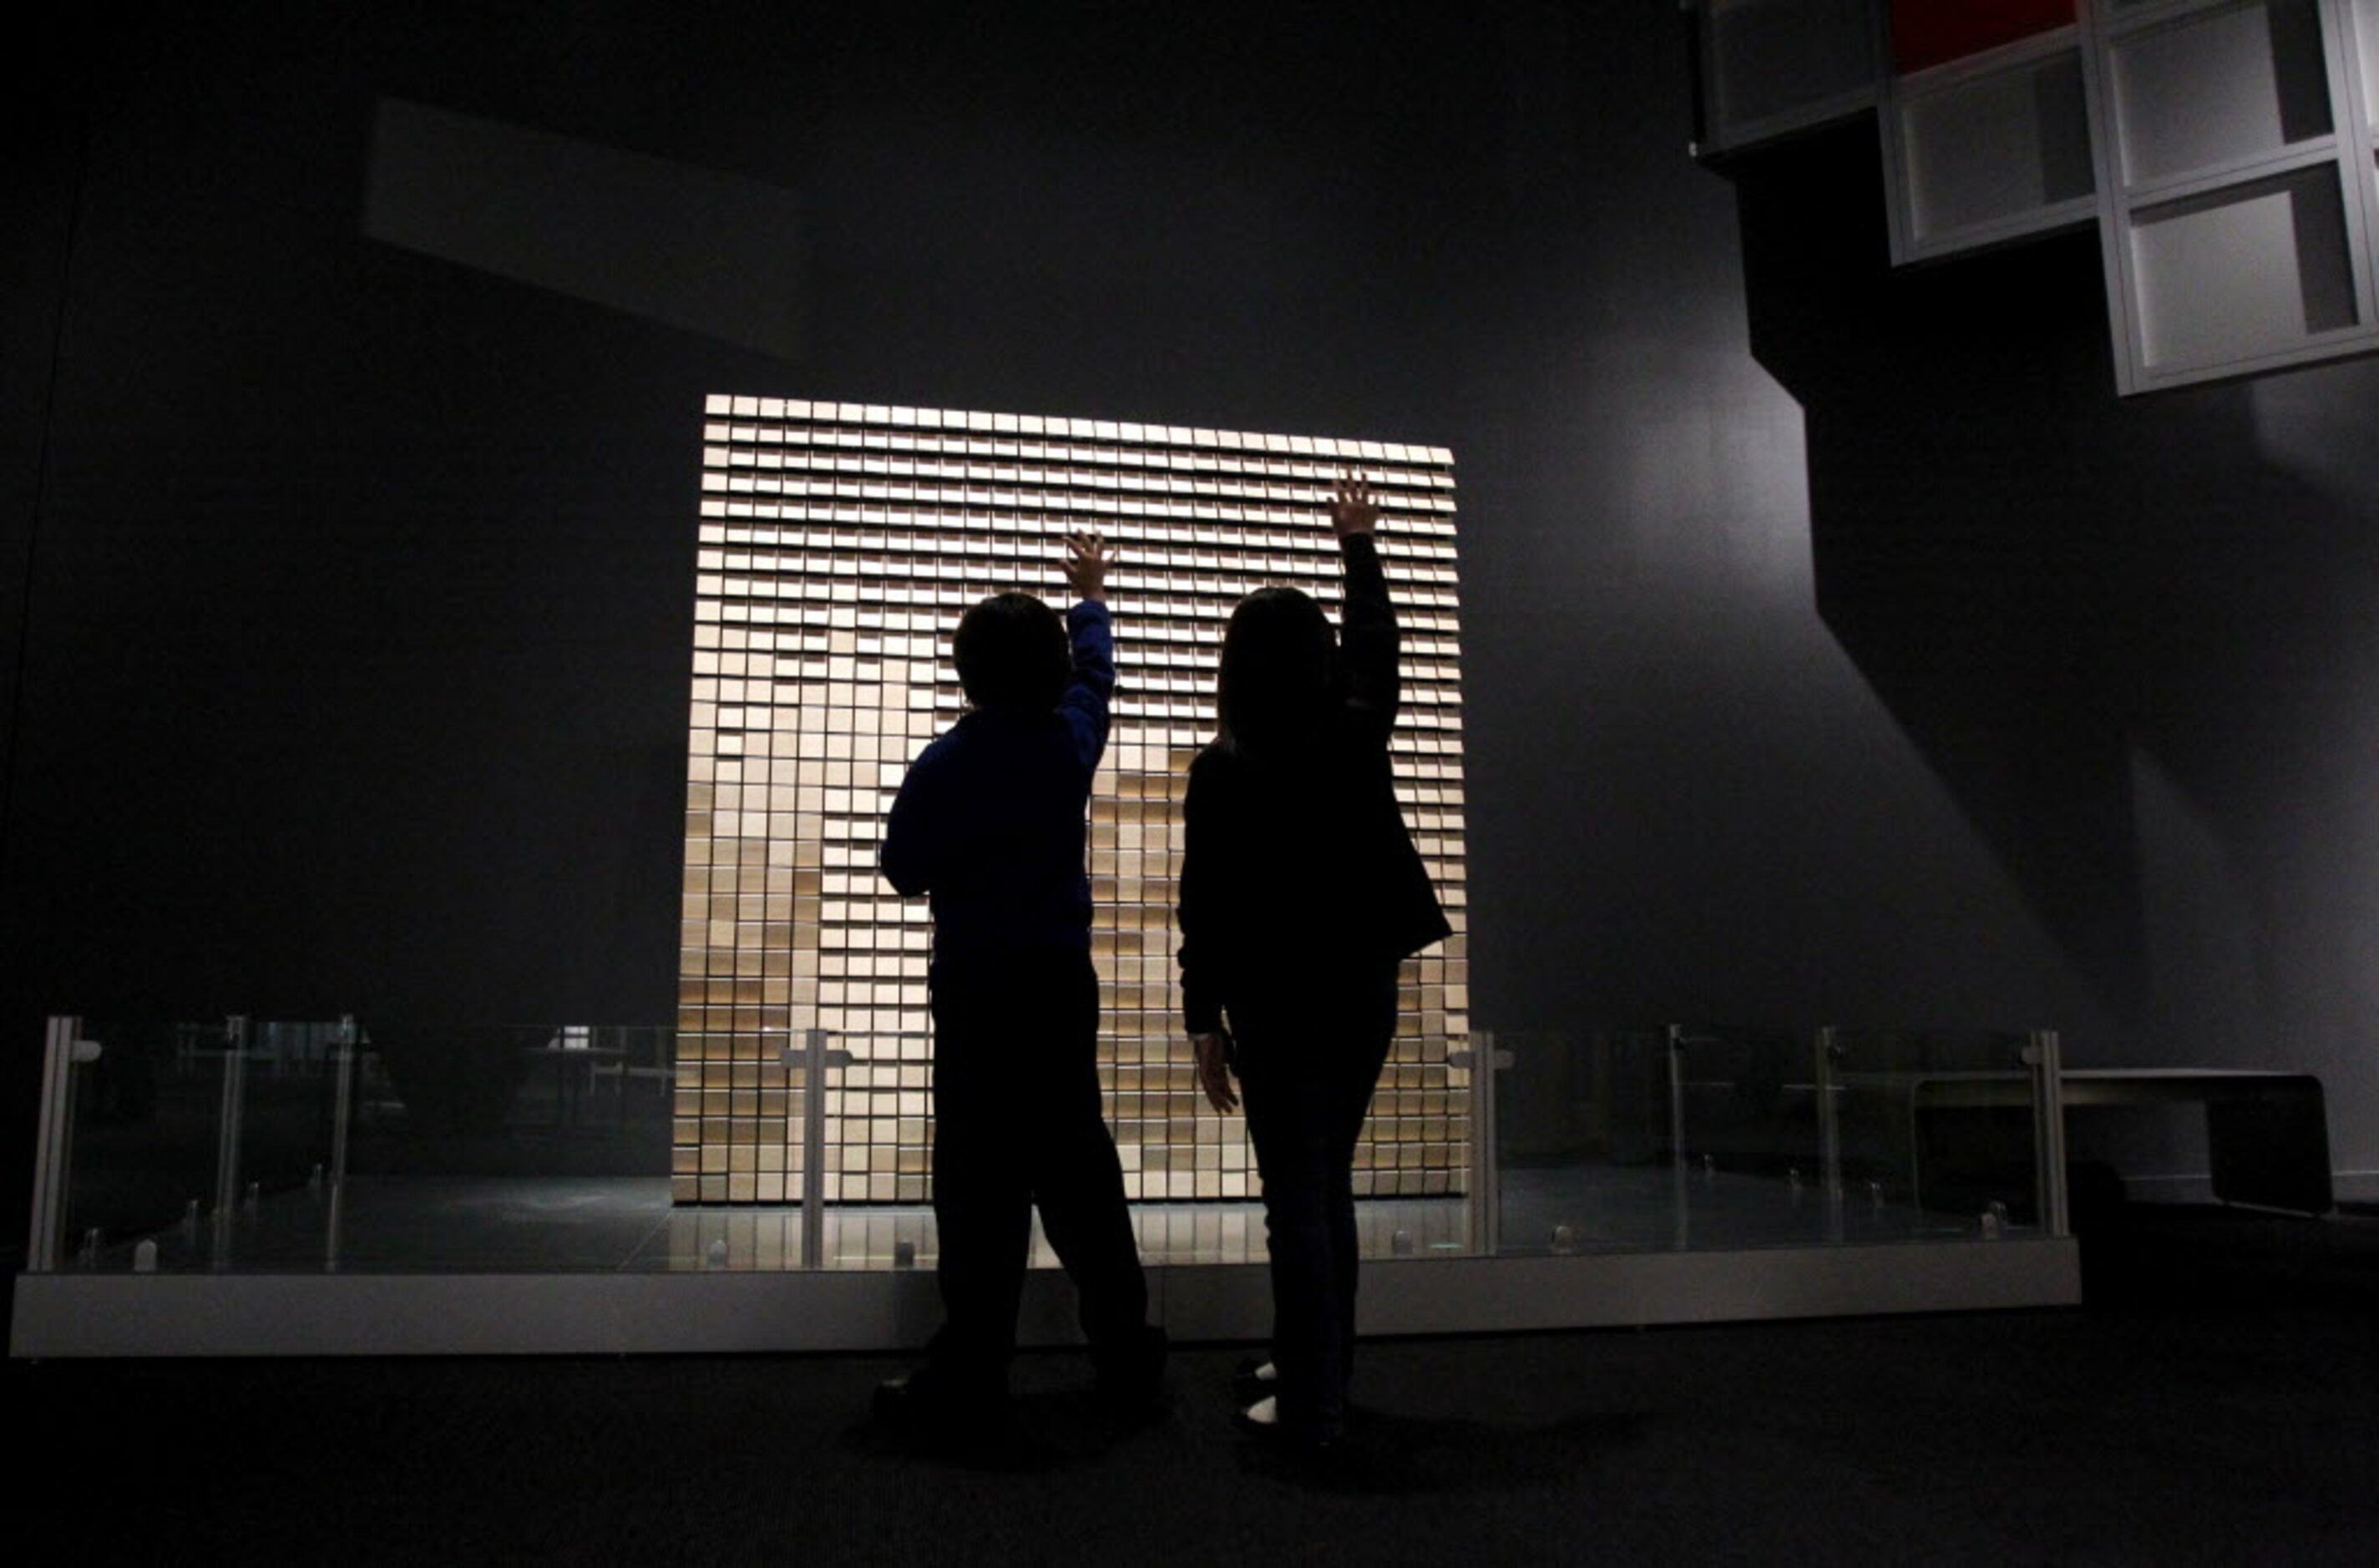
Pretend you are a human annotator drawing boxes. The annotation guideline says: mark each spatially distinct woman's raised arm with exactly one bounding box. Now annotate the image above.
[1330,472,1400,736]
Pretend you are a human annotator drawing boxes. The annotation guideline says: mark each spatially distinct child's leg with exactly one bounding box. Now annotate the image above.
[1024,953,1151,1353]
[926,966,1035,1393]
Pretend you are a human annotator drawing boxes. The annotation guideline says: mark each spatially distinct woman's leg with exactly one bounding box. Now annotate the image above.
[1234,964,1397,1441]
[1233,1010,1339,1439]
[1320,967,1398,1418]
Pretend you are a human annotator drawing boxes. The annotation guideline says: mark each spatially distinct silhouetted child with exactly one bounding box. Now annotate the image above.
[876,529,1164,1433]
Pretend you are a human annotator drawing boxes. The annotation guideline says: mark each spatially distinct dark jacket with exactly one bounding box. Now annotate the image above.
[1177,534,1450,1034]
[881,599,1112,970]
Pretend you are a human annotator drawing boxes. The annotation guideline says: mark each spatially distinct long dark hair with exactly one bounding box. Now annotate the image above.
[1214,586,1336,756]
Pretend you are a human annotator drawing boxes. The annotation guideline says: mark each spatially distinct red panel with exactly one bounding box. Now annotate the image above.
[1889,0,2077,74]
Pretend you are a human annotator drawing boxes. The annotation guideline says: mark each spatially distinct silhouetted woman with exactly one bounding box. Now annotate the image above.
[1177,473,1450,1451]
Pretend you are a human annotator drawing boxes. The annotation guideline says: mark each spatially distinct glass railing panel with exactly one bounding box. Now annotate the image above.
[202,1017,349,1272]
[327,1021,679,1271]
[54,1013,2058,1275]
[643,1024,857,1271]
[48,1018,240,1274]
[1489,1024,2053,1254]
[1491,1028,1682,1254]
[1668,1024,1835,1250]
[1824,1026,2045,1241]
[647,1029,1480,1270]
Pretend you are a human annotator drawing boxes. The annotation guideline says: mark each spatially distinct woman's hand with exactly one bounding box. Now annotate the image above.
[1329,471,1378,539]
[1063,529,1115,601]
[1192,1030,1238,1113]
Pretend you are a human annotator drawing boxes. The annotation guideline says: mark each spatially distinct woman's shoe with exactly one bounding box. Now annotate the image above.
[1235,1392,1354,1476]
[1231,1357,1278,1404]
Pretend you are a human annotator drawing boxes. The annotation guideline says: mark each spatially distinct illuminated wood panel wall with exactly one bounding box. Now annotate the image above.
[676,397,1470,1205]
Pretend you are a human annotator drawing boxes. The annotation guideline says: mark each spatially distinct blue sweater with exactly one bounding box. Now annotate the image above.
[880,600,1113,969]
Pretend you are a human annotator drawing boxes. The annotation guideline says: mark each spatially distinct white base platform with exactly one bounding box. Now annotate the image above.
[12,1238,2078,1358]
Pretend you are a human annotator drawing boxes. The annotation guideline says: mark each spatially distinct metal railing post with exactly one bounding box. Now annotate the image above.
[1449,1031,1511,1257]
[326,1014,357,1272]
[2024,1029,2070,1237]
[801,1029,828,1270]
[212,1014,248,1269]
[789,1029,854,1270]
[27,1017,83,1272]
[1816,1025,1846,1242]
[1667,1024,1691,1251]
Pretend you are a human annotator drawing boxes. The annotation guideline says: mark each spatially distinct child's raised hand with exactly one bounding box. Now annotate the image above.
[1329,471,1378,539]
[1063,529,1116,601]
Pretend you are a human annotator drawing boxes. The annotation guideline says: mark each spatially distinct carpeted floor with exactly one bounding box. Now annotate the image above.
[12,1206,2376,1565]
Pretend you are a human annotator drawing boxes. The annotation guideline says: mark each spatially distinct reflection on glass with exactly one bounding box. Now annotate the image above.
[1491,1026,2047,1256]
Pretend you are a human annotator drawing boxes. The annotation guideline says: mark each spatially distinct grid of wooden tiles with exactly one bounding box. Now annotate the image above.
[674,397,1470,1205]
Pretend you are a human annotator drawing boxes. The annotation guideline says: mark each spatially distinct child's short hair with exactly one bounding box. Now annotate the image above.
[954,592,1070,713]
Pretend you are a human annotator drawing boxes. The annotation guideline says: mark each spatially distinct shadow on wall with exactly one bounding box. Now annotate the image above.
[1718,119,2379,1057]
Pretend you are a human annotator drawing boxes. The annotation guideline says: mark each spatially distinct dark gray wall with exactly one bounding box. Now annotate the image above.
[1728,121,2379,1186]
[4,3,2375,1211]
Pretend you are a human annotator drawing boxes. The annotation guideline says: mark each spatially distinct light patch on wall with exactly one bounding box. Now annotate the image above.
[1610,346,1810,594]
[2248,357,2379,503]
[364,98,804,358]
[2127,746,2265,1055]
